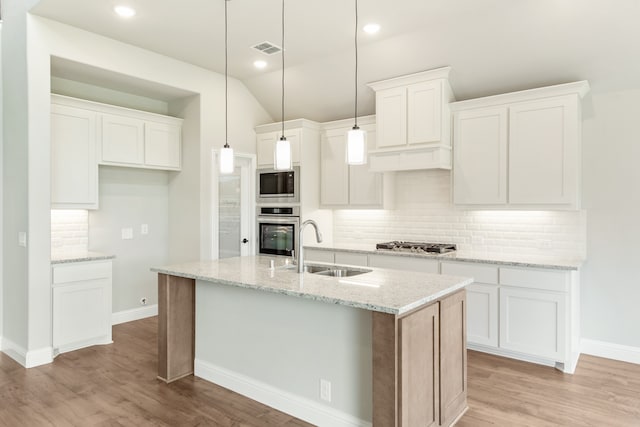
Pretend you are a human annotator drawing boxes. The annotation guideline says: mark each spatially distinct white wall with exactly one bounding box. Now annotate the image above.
[89,167,169,312]
[334,170,586,259]
[1,11,271,366]
[51,76,170,115]
[0,22,4,344]
[2,0,32,359]
[581,89,640,348]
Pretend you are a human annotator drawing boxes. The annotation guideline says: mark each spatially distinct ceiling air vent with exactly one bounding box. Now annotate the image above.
[252,41,282,55]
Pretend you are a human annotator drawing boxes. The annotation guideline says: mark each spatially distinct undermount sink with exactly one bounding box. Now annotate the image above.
[303,264,372,277]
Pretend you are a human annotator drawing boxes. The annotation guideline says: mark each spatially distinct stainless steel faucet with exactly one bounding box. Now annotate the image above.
[298,219,323,273]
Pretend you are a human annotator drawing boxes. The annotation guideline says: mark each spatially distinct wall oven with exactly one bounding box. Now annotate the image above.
[257,166,300,204]
[257,206,299,257]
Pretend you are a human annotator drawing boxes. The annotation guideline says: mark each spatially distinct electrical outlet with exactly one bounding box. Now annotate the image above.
[141,224,149,235]
[18,231,27,247]
[121,228,133,240]
[140,297,147,306]
[320,379,331,402]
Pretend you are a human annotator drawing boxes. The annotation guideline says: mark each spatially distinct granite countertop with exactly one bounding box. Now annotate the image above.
[51,251,116,264]
[305,244,583,270]
[151,255,472,315]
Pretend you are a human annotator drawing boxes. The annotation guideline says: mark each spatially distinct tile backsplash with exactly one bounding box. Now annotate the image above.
[333,170,586,258]
[51,209,89,253]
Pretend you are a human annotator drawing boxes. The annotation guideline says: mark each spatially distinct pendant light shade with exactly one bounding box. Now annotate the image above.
[274,0,292,171]
[274,136,292,171]
[347,0,367,165]
[219,0,234,175]
[219,143,234,174]
[347,126,366,165]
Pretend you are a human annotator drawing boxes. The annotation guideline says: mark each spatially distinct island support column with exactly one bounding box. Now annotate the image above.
[372,290,467,427]
[157,274,196,383]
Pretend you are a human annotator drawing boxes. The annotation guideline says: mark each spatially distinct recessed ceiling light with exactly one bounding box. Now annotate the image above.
[114,5,136,18]
[363,23,381,34]
[254,60,267,69]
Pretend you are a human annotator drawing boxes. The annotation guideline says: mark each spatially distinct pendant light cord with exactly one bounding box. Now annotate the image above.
[354,0,359,128]
[224,0,229,148]
[281,0,285,138]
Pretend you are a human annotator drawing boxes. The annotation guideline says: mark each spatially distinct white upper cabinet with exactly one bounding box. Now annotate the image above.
[256,129,301,168]
[99,113,182,171]
[144,121,182,169]
[51,102,99,209]
[451,81,589,210]
[100,113,145,166]
[319,117,385,208]
[453,107,508,205]
[367,67,454,172]
[508,96,578,205]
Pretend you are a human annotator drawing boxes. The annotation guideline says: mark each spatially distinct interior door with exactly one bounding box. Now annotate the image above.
[218,155,254,259]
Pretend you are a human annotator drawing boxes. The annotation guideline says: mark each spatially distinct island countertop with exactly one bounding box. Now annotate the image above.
[151,255,472,315]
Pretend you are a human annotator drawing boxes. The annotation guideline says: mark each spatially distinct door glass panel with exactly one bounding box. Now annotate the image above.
[219,169,241,259]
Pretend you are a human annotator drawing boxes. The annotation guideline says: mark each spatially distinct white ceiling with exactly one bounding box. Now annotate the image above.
[32,0,640,123]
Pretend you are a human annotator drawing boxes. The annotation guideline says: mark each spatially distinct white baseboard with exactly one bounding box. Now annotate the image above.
[25,346,54,368]
[581,339,640,365]
[0,338,52,368]
[112,304,158,325]
[194,359,372,427]
[1,337,27,367]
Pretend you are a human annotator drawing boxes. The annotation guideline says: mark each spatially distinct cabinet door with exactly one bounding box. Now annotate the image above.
[53,278,111,353]
[320,132,349,206]
[257,130,301,168]
[376,87,407,148]
[508,96,579,206]
[144,121,181,169]
[304,249,335,263]
[100,113,145,165]
[465,283,499,347]
[453,107,508,205]
[51,104,98,209]
[439,290,467,427]
[407,80,442,145]
[499,287,565,360]
[349,128,383,206]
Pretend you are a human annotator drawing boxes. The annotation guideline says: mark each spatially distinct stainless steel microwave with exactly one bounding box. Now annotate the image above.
[256,166,300,204]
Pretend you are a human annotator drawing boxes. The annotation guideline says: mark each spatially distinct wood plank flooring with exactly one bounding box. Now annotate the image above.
[1,317,639,426]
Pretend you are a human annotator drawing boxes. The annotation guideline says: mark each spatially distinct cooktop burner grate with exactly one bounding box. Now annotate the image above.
[376,241,457,254]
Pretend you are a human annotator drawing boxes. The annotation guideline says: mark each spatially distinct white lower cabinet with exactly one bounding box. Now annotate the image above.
[52,260,113,355]
[499,287,565,360]
[334,251,369,267]
[465,283,499,348]
[304,248,335,263]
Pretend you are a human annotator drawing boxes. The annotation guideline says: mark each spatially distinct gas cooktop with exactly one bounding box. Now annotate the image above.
[376,241,457,254]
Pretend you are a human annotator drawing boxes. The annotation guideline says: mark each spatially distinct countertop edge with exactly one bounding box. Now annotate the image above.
[151,267,472,315]
[51,253,116,264]
[304,245,582,271]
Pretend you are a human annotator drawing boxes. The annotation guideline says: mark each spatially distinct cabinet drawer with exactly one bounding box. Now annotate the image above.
[53,261,112,285]
[499,267,568,292]
[304,249,334,264]
[335,252,368,267]
[441,262,498,284]
[369,254,439,273]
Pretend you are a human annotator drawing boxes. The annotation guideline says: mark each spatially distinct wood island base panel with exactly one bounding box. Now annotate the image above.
[153,256,471,425]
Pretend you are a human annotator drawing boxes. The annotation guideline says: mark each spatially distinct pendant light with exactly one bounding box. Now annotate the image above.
[274,0,292,171]
[219,0,234,175]
[347,0,367,165]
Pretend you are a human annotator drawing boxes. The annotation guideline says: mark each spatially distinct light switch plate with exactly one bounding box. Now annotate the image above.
[141,224,149,235]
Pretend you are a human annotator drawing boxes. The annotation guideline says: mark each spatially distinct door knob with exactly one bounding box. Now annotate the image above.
[242,238,249,244]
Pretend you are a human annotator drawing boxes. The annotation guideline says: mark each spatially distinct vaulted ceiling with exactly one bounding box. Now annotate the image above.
[32,0,640,123]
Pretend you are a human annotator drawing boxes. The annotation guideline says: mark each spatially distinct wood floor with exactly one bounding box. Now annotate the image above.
[1,317,639,426]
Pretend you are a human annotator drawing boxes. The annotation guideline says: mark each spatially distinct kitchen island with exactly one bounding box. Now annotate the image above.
[152,256,473,427]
